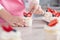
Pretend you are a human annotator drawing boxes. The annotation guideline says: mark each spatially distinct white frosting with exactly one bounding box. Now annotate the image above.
[0,30,21,40]
[42,12,52,22]
[23,17,32,27]
[0,4,3,10]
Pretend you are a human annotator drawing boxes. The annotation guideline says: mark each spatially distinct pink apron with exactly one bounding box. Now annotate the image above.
[0,0,25,24]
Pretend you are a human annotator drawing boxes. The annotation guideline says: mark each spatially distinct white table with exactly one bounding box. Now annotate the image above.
[20,20,45,40]
[0,19,45,40]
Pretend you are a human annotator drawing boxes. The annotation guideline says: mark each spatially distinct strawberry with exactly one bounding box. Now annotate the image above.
[55,13,60,17]
[23,12,32,17]
[47,8,60,17]
[48,19,58,27]
[27,12,32,17]
[2,25,9,32]
[8,25,14,31]
[47,8,55,13]
[2,25,14,32]
[23,12,27,17]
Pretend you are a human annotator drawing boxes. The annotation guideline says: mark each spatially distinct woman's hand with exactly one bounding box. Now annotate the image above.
[0,9,24,27]
[7,16,24,27]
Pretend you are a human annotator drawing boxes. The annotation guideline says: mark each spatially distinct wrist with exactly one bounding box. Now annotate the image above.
[0,9,13,20]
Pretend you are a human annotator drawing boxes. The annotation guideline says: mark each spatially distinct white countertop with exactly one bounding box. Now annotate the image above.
[0,19,46,40]
[18,20,45,40]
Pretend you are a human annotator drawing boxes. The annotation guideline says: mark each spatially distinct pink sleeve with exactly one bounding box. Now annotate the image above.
[1,0,25,17]
[0,0,1,4]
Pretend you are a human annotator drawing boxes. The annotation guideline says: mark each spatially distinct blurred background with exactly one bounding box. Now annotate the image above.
[40,0,60,10]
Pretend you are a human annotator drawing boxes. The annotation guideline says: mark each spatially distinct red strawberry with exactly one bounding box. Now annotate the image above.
[55,13,60,17]
[48,19,58,27]
[47,8,52,13]
[2,25,13,32]
[27,12,32,17]
[23,12,27,17]
[47,8,60,17]
[8,25,14,31]
[47,8,55,13]
[2,25,9,32]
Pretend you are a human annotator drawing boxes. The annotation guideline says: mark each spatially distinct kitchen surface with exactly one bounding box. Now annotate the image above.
[21,19,45,40]
[0,18,45,40]
[17,20,45,40]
